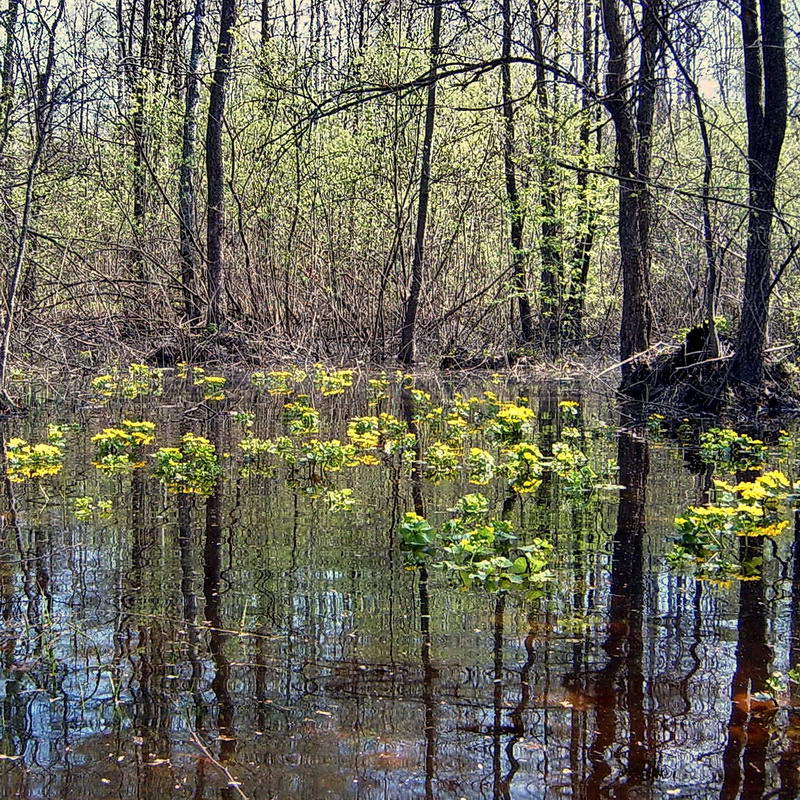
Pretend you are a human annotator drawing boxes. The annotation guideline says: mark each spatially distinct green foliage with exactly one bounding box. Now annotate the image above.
[231,410,255,428]
[399,512,437,564]
[90,364,163,400]
[5,437,64,482]
[668,470,792,582]
[152,433,221,495]
[73,495,113,520]
[91,420,155,472]
[699,428,767,471]
[251,368,307,395]
[313,365,354,396]
[284,401,320,436]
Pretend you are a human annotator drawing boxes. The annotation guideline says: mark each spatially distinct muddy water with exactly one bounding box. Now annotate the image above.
[0,379,796,799]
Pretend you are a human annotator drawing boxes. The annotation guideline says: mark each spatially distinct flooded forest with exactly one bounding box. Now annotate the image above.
[2,0,800,796]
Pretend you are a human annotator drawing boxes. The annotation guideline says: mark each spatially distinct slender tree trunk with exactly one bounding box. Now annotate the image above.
[178,0,205,325]
[661,20,720,357]
[0,0,19,155]
[260,0,271,45]
[730,0,787,390]
[205,0,237,330]
[131,0,151,280]
[398,0,442,364]
[0,0,20,268]
[601,0,659,387]
[562,0,598,345]
[530,0,562,355]
[501,0,533,345]
[0,0,64,405]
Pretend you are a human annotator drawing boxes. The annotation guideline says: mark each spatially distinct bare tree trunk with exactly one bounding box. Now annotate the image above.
[0,0,19,155]
[205,0,237,330]
[562,0,599,345]
[600,0,660,387]
[131,0,152,281]
[0,0,64,405]
[530,0,562,355]
[178,0,205,325]
[398,0,442,364]
[660,19,719,357]
[501,0,533,345]
[730,0,787,390]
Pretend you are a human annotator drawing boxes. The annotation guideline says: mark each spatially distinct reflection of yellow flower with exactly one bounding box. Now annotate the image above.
[741,520,790,537]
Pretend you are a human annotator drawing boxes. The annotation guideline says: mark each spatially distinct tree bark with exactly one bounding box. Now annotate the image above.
[178,0,205,325]
[562,0,599,346]
[600,0,660,387]
[205,0,237,330]
[0,0,64,405]
[131,0,151,281]
[0,0,19,156]
[501,0,533,345]
[730,0,787,389]
[398,0,442,364]
[529,0,562,355]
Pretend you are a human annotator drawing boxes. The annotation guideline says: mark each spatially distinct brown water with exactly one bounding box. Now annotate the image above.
[0,378,797,799]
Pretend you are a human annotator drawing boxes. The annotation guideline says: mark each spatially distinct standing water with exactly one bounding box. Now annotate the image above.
[0,366,797,799]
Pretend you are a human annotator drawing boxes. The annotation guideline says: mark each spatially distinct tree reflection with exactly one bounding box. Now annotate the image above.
[583,407,653,797]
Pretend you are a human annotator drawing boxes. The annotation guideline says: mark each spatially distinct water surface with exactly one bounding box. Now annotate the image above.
[0,377,797,799]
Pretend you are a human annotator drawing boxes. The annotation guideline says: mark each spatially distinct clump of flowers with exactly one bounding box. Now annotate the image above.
[558,400,580,419]
[485,402,535,445]
[152,433,221,495]
[194,373,226,401]
[699,427,767,471]
[91,363,163,400]
[297,439,358,475]
[400,493,554,594]
[367,376,389,404]
[423,441,460,483]
[346,413,412,464]
[92,420,156,472]
[313,365,354,396]
[6,437,64,482]
[668,470,793,582]
[284,401,320,436]
[347,416,380,450]
[251,368,307,395]
[501,442,545,493]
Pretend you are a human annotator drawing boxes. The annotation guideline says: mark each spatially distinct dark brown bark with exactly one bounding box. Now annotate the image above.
[600,0,661,387]
[0,0,64,403]
[501,0,533,344]
[0,0,19,155]
[131,0,151,280]
[178,0,205,324]
[398,0,442,364]
[730,0,787,389]
[205,0,237,329]
[529,0,562,354]
[562,0,599,345]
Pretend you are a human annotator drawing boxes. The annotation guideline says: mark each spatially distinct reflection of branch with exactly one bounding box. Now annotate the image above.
[183,717,251,800]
